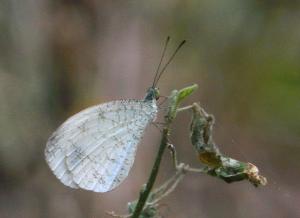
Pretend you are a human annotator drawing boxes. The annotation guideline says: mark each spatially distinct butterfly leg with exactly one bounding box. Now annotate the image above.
[158,95,169,107]
[151,122,167,133]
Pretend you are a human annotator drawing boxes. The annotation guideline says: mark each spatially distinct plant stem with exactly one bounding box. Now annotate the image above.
[131,85,198,217]
[131,127,169,218]
[177,105,194,112]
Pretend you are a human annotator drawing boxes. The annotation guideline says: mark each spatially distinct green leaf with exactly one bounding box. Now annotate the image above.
[167,84,198,122]
[177,84,198,104]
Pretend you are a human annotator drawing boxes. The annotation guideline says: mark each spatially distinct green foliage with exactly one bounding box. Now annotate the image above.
[167,84,198,122]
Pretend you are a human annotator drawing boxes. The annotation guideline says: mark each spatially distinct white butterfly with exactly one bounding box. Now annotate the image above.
[45,37,185,192]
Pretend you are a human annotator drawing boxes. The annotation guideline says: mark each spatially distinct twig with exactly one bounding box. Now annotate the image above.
[177,105,194,112]
[131,127,170,218]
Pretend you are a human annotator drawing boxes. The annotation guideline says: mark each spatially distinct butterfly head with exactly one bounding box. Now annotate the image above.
[144,87,160,101]
[145,37,185,102]
[144,37,185,102]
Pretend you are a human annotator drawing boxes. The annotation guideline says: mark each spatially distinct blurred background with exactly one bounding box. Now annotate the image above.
[1,1,300,217]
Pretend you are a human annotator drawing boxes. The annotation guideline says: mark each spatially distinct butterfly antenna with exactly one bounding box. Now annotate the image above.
[153,39,186,87]
[152,36,170,88]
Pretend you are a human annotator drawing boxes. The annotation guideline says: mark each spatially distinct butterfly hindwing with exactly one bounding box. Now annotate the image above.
[45,99,157,192]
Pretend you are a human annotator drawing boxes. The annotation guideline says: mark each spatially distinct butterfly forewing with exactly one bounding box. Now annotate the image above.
[45,99,157,192]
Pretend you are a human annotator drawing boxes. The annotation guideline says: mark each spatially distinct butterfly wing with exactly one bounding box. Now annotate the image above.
[45,99,157,192]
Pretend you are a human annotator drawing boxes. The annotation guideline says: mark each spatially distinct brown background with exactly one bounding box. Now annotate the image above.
[0,1,299,217]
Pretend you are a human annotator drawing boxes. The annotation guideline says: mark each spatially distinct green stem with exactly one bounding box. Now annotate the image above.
[131,127,169,218]
[131,85,198,217]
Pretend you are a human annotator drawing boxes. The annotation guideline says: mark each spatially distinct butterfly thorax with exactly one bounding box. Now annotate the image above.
[144,87,160,101]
